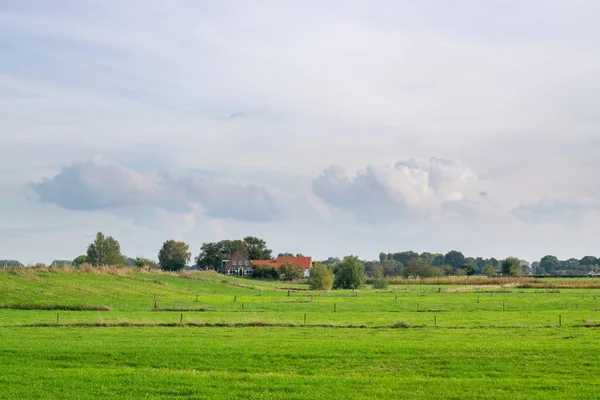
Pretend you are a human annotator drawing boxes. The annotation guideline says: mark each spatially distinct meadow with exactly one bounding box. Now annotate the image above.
[1,267,600,399]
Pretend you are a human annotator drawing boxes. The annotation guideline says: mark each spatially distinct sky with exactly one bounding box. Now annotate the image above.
[2,0,600,264]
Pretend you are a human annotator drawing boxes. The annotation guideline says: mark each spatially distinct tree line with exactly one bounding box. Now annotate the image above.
[3,233,599,282]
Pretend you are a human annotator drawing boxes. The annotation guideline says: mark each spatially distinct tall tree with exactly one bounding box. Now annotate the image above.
[195,240,247,270]
[333,255,365,289]
[502,257,522,277]
[580,256,598,266]
[158,240,191,271]
[444,250,465,272]
[243,236,273,260]
[86,232,123,266]
[540,255,560,274]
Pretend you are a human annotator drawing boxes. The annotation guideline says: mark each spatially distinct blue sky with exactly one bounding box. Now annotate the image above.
[2,0,600,264]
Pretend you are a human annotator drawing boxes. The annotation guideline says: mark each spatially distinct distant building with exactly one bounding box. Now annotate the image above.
[221,252,313,277]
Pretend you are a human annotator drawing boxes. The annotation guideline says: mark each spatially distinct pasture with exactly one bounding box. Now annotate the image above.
[1,267,600,399]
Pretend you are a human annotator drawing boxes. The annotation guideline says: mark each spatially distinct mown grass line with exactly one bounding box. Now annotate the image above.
[4,321,599,329]
[0,303,112,311]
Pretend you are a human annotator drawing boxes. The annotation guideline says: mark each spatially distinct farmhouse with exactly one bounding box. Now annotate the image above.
[221,252,313,277]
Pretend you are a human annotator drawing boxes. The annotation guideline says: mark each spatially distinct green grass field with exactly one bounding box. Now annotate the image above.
[1,268,600,398]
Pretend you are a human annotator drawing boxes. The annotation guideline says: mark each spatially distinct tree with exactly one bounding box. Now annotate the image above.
[379,252,388,262]
[371,263,388,289]
[483,265,496,277]
[72,255,88,266]
[403,259,443,278]
[278,262,304,281]
[580,256,598,266]
[243,236,272,260]
[502,257,522,277]
[308,263,333,290]
[158,240,191,271]
[278,252,294,257]
[320,257,340,267]
[195,240,247,270]
[0,260,23,267]
[333,255,365,289]
[135,257,158,268]
[540,255,560,274]
[462,264,476,276]
[432,254,445,266]
[86,232,123,266]
[391,251,419,266]
[444,250,465,272]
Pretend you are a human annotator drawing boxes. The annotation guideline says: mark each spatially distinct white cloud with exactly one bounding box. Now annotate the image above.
[313,157,479,222]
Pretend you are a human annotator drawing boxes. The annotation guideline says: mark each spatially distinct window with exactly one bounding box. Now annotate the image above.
[245,260,249,266]
[232,260,237,266]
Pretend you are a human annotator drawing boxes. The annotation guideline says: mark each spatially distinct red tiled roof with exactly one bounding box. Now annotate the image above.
[251,256,312,270]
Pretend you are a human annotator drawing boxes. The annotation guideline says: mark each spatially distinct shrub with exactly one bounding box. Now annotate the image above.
[334,256,365,289]
[252,265,279,280]
[309,263,333,290]
[278,263,304,281]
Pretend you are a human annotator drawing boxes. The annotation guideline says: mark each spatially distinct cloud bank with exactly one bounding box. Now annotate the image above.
[312,157,478,221]
[31,158,307,222]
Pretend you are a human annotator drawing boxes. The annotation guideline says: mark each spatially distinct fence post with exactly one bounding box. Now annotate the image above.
[503,302,505,311]
[234,295,237,303]
[395,296,398,303]
[559,314,562,327]
[180,313,183,325]
[304,313,307,325]
[434,315,437,327]
[334,303,337,312]
[154,293,156,301]
[288,290,290,297]
[195,294,198,302]
[417,302,419,312]
[242,303,244,310]
[477,295,480,304]
[117,291,120,300]
[56,312,60,325]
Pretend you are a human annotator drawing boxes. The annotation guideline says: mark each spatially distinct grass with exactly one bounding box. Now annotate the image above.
[1,327,599,399]
[2,267,600,398]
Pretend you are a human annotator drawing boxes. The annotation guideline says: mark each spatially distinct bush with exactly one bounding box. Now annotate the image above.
[279,263,304,281]
[371,264,388,289]
[309,263,333,290]
[334,256,365,289]
[252,265,279,280]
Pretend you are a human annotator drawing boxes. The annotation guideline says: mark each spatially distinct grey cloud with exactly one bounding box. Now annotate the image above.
[512,197,600,224]
[31,159,305,222]
[313,157,478,222]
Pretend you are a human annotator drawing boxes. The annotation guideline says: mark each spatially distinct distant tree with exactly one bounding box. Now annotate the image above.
[86,232,123,266]
[489,258,499,268]
[309,263,334,290]
[278,252,294,257]
[462,264,476,276]
[402,259,443,278]
[371,263,389,289]
[243,236,272,260]
[580,256,598,266]
[502,257,522,277]
[122,257,137,267]
[432,254,446,266]
[158,240,191,271]
[333,255,365,289]
[539,255,560,274]
[135,257,158,268]
[379,252,388,262]
[391,251,420,266]
[0,260,23,267]
[195,240,247,270]
[456,268,467,277]
[295,253,304,257]
[72,255,88,266]
[278,262,304,281]
[320,257,341,267]
[444,250,465,272]
[50,260,71,267]
[483,265,496,277]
